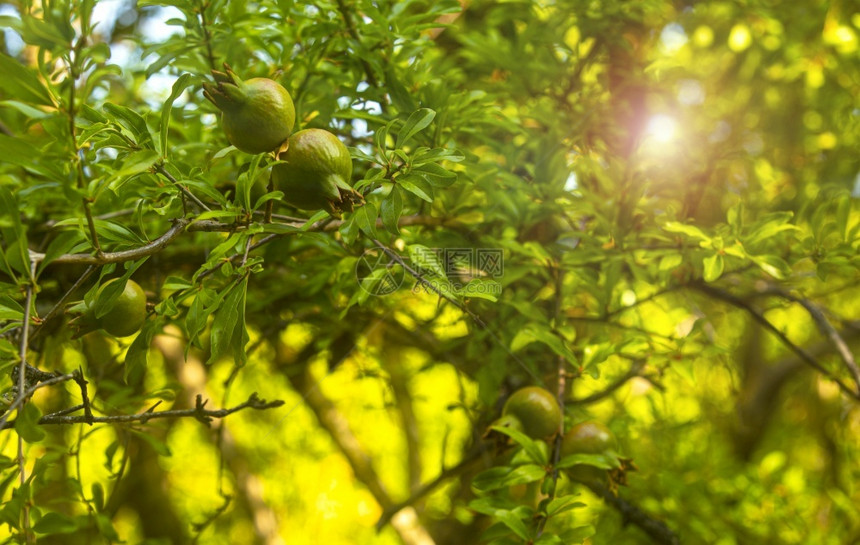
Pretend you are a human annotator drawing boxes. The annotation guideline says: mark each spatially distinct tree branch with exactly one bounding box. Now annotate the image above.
[29,219,191,266]
[570,360,646,404]
[693,283,860,399]
[371,238,486,328]
[0,372,77,430]
[759,286,860,391]
[15,265,35,543]
[375,443,504,532]
[1,393,283,429]
[583,480,680,545]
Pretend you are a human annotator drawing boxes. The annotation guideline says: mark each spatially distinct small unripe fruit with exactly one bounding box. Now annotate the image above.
[71,279,147,338]
[561,420,617,484]
[561,420,616,456]
[501,386,562,439]
[203,64,295,154]
[271,128,361,215]
[97,279,147,337]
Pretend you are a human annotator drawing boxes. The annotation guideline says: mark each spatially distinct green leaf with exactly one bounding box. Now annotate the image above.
[408,245,446,278]
[20,12,74,49]
[374,119,395,154]
[510,323,577,363]
[396,108,436,149]
[15,403,45,443]
[663,221,710,241]
[107,150,160,190]
[339,213,360,245]
[750,253,790,279]
[91,483,105,512]
[459,279,500,302]
[124,317,160,383]
[0,53,55,105]
[413,162,457,188]
[354,201,379,239]
[186,288,213,348]
[385,68,418,114]
[411,147,465,166]
[745,213,798,246]
[702,254,724,282]
[835,194,851,242]
[36,231,84,276]
[544,495,586,517]
[0,303,23,321]
[0,186,30,279]
[658,253,683,272]
[103,102,153,147]
[0,134,63,178]
[32,512,78,534]
[534,533,565,545]
[398,174,433,202]
[491,425,549,465]
[159,73,194,156]
[93,513,120,540]
[467,498,534,541]
[380,186,403,235]
[208,277,249,365]
[557,452,619,470]
[472,464,547,493]
[0,100,52,120]
[146,45,196,79]
[558,525,596,543]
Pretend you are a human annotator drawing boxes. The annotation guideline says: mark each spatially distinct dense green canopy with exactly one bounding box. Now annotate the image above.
[0,0,858,543]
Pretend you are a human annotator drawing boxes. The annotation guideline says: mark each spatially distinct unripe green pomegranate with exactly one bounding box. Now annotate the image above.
[501,386,563,439]
[203,64,295,154]
[70,279,147,338]
[271,128,362,215]
[561,420,617,484]
[561,420,616,456]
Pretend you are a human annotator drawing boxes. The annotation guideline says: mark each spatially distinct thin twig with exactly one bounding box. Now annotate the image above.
[191,494,232,544]
[153,163,212,212]
[0,373,77,431]
[694,283,860,399]
[760,287,860,391]
[67,46,104,259]
[371,238,486,327]
[73,370,94,424]
[603,285,683,319]
[264,177,275,224]
[29,265,97,342]
[43,404,85,419]
[15,263,35,543]
[570,360,646,404]
[536,267,567,538]
[195,0,218,72]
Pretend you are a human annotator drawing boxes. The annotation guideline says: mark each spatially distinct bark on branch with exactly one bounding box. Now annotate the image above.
[1,393,283,429]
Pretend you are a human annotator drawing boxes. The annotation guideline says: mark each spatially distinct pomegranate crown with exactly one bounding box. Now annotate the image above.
[202,63,248,111]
